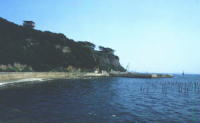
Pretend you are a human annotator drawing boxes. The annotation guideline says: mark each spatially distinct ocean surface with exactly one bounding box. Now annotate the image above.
[0,74,200,123]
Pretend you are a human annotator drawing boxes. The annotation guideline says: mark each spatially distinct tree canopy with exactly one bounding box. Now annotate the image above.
[99,46,115,54]
[0,17,125,72]
[78,41,95,50]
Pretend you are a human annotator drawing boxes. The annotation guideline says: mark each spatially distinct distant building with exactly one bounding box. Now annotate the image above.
[23,21,35,28]
[152,74,158,78]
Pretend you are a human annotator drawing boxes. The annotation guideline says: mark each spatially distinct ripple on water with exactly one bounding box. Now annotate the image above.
[0,75,200,122]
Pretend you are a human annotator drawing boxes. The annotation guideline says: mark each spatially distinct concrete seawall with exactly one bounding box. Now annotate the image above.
[110,72,173,78]
[0,72,108,83]
[0,72,173,84]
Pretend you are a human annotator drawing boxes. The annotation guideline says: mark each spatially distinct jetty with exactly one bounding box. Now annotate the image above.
[0,71,173,84]
[0,72,108,83]
[109,71,173,78]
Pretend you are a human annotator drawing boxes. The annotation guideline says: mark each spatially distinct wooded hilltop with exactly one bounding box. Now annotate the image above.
[0,17,125,72]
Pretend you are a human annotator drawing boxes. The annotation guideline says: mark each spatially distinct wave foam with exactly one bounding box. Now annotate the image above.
[0,83,5,86]
[13,78,44,83]
[0,78,50,86]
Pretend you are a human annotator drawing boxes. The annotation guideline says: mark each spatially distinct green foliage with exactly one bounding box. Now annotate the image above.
[23,21,35,29]
[0,63,33,72]
[50,67,66,72]
[78,41,95,50]
[99,46,114,54]
[66,65,76,72]
[0,17,125,72]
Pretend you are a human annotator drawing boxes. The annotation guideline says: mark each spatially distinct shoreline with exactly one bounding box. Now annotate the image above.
[109,71,174,78]
[0,72,173,85]
[0,72,109,84]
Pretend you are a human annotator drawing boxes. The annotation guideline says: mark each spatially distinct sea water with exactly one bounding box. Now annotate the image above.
[0,74,200,123]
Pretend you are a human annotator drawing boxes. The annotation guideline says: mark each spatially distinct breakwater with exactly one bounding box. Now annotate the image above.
[0,71,173,84]
[0,72,108,83]
[110,72,173,78]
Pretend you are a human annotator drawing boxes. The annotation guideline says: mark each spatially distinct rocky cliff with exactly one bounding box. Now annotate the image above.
[95,52,124,71]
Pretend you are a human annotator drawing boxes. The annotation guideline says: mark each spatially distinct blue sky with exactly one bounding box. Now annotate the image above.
[1,0,200,74]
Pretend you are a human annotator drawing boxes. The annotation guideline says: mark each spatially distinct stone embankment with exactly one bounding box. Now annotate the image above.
[109,71,173,78]
[0,72,109,83]
[0,71,173,84]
